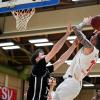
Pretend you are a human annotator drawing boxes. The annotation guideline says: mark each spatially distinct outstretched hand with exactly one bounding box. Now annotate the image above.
[82,16,92,25]
[66,24,73,35]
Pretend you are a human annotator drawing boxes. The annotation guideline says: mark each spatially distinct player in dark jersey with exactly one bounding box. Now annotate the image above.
[27,25,78,100]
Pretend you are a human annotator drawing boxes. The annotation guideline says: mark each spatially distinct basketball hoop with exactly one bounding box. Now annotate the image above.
[12,8,35,31]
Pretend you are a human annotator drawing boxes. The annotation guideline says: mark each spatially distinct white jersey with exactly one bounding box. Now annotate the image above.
[63,47,99,81]
[52,47,99,100]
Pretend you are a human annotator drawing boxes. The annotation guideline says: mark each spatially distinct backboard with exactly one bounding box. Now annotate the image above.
[0,0,60,13]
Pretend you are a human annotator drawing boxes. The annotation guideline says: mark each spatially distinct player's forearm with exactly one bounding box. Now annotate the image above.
[66,40,76,56]
[59,42,77,61]
[53,42,77,71]
[52,33,69,53]
[72,26,93,48]
[76,17,92,30]
[45,33,71,63]
[76,21,86,30]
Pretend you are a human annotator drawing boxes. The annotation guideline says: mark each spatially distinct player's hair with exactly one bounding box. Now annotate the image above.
[31,48,44,64]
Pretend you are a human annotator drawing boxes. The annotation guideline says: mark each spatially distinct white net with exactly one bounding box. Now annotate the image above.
[12,8,35,31]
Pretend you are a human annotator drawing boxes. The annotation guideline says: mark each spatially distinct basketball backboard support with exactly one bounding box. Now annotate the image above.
[0,0,60,13]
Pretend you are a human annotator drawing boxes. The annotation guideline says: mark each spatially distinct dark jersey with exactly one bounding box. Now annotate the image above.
[27,58,54,100]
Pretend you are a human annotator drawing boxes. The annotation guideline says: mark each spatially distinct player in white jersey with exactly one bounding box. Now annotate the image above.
[51,17,100,100]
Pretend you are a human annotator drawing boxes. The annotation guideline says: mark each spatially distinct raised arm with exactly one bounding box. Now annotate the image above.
[72,17,94,55]
[53,38,79,71]
[76,17,92,30]
[45,26,72,63]
[66,40,76,56]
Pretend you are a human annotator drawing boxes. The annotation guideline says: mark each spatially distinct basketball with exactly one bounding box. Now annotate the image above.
[91,15,100,31]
